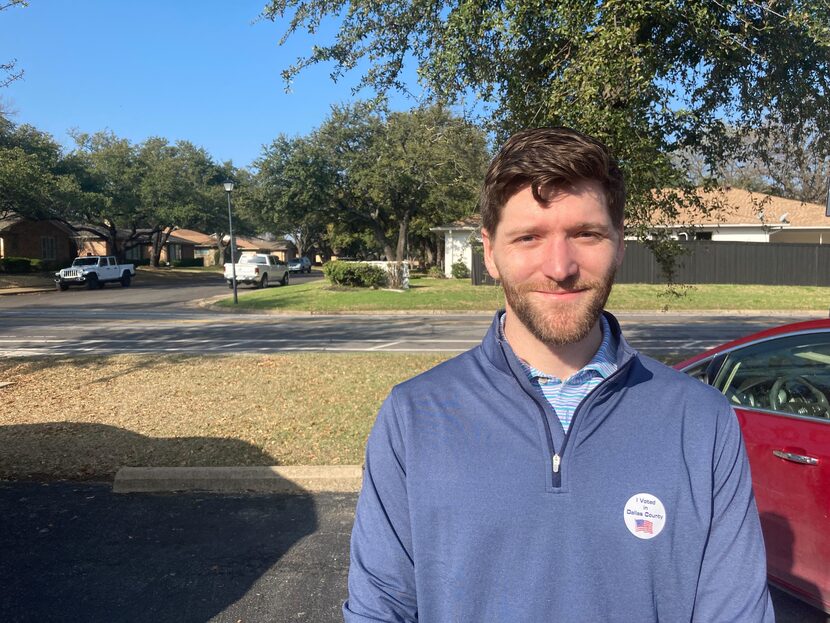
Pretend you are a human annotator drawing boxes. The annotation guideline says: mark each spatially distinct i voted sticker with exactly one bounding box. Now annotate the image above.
[623,493,666,539]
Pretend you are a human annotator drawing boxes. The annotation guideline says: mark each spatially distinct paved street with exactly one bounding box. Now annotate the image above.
[0,279,819,360]
[0,482,826,623]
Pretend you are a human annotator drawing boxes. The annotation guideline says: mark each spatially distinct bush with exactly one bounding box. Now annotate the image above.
[323,261,387,288]
[451,260,470,280]
[171,258,204,268]
[427,265,445,279]
[0,257,37,273]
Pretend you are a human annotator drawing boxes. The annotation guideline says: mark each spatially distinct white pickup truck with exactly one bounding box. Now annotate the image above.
[224,253,289,289]
[55,256,136,290]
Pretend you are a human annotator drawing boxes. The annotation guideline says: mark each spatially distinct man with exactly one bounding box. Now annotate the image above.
[344,127,773,622]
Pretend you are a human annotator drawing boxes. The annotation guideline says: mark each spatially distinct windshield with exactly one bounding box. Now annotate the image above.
[72,258,100,266]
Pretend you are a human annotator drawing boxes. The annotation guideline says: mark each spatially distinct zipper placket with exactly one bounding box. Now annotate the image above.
[550,361,633,487]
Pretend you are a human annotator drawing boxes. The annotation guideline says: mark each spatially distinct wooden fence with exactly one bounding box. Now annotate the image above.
[471,241,830,286]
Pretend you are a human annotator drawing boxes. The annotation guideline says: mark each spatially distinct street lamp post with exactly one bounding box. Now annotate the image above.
[223,181,238,305]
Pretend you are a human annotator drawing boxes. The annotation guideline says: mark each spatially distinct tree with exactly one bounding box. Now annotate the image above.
[263,0,830,275]
[68,131,146,259]
[249,135,336,259]
[0,116,87,222]
[314,103,488,263]
[137,138,227,266]
[681,120,830,204]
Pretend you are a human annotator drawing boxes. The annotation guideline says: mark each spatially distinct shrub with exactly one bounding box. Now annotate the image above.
[171,258,204,268]
[0,257,36,273]
[427,265,445,279]
[323,261,387,288]
[451,260,470,280]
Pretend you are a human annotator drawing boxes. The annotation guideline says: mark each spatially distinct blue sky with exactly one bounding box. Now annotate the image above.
[0,0,419,169]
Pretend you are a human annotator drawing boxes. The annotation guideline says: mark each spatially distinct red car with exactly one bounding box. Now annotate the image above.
[675,318,830,613]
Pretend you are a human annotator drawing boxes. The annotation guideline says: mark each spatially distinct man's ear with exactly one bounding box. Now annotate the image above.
[481,228,500,280]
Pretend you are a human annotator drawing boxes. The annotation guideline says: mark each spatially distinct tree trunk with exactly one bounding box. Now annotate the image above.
[106,224,119,259]
[150,229,172,267]
[394,209,413,263]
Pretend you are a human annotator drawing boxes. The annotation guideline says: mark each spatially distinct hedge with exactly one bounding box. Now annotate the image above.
[0,257,58,273]
[323,261,387,288]
[171,258,204,267]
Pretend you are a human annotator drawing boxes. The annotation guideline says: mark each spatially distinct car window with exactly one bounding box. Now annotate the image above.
[684,359,711,382]
[108,257,116,266]
[714,332,830,420]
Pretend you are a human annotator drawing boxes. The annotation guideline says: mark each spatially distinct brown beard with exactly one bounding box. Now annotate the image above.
[502,266,617,347]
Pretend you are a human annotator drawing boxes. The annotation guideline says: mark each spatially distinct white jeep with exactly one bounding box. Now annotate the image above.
[55,256,136,290]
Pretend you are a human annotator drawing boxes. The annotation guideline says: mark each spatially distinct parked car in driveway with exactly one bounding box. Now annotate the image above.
[54,256,135,290]
[287,257,312,273]
[675,319,830,613]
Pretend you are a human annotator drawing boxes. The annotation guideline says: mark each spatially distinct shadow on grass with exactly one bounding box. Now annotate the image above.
[0,422,279,480]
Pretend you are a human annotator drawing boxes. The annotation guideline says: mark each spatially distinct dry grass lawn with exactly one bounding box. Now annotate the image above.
[0,353,451,480]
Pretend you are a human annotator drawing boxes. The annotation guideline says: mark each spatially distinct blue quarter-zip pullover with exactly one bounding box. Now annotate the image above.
[344,311,773,622]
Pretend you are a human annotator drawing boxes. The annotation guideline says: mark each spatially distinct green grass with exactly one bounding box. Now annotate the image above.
[216,277,830,312]
[217,277,507,312]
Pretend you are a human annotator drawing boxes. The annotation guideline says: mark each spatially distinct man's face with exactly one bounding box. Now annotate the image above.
[482,180,624,347]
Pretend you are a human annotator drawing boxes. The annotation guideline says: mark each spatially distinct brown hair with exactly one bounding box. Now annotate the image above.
[480,127,625,233]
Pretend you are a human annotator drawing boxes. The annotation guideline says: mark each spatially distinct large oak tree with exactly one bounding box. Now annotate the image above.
[263,0,830,272]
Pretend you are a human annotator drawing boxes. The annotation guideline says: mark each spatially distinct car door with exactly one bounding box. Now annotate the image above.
[711,331,830,611]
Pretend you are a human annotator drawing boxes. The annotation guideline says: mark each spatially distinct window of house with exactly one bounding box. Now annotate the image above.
[168,244,181,260]
[41,236,57,260]
[125,246,142,260]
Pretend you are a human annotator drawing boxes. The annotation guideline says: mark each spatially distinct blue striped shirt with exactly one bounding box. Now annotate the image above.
[500,313,618,432]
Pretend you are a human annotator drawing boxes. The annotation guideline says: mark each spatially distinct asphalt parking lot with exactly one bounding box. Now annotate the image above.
[1,481,827,623]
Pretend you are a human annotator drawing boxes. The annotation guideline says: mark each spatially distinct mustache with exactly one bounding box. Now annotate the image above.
[514,277,594,294]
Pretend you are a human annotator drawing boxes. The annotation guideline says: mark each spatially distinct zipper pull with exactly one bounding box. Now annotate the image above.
[552,454,561,473]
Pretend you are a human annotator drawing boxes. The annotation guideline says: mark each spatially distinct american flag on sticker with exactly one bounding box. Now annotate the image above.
[635,519,653,534]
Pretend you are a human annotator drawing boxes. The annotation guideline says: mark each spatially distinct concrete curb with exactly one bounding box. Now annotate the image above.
[113,465,363,494]
[0,286,55,296]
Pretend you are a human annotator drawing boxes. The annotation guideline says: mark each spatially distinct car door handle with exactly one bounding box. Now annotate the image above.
[773,450,819,465]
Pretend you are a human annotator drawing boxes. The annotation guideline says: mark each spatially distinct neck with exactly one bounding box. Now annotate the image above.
[503,309,604,379]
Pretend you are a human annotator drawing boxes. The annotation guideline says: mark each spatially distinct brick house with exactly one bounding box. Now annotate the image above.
[0,216,78,265]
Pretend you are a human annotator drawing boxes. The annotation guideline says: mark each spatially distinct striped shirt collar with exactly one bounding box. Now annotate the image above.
[499,311,618,383]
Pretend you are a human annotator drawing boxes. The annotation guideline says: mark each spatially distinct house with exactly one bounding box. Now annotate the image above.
[233,235,297,262]
[122,228,205,265]
[648,188,830,244]
[0,216,80,265]
[172,228,217,264]
[429,215,481,278]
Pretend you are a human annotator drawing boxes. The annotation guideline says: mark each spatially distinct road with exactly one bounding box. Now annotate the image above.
[0,482,825,623]
[0,277,818,359]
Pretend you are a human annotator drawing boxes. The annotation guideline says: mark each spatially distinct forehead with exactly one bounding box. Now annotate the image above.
[499,180,611,225]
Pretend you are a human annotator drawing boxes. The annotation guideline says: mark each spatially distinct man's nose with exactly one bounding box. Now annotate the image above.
[541,238,579,282]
